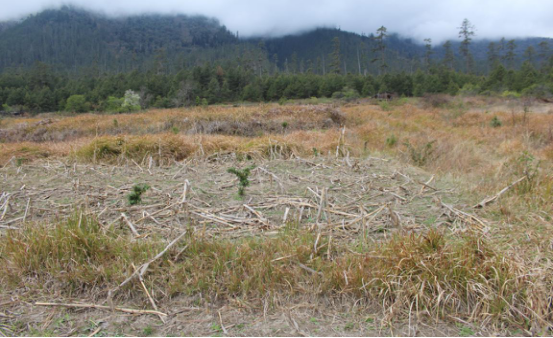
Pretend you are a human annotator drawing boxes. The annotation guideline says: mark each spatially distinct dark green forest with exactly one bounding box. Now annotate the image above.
[1,6,553,113]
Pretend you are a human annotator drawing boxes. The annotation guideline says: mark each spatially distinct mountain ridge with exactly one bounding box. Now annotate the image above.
[0,7,551,75]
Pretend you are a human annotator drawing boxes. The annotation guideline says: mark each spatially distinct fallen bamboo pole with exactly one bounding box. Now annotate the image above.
[35,302,167,317]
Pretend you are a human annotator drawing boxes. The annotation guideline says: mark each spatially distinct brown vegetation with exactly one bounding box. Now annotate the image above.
[1,99,552,335]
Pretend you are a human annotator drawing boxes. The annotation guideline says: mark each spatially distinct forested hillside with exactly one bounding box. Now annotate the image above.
[0,6,242,73]
[1,7,553,114]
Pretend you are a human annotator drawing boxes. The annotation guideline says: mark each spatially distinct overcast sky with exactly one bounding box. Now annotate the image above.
[2,0,553,43]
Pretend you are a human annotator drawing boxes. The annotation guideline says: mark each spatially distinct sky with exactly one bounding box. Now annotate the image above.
[1,0,553,43]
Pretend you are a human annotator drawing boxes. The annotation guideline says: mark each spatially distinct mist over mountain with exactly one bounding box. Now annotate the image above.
[0,7,552,116]
[0,7,551,76]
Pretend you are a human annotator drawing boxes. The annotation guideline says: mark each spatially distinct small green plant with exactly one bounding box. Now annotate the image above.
[113,119,119,128]
[385,134,397,147]
[128,184,150,205]
[344,322,355,331]
[171,126,179,134]
[15,158,25,167]
[490,116,502,128]
[227,165,255,196]
[312,147,319,157]
[282,121,288,130]
[456,324,475,337]
[278,97,287,105]
[210,323,222,332]
[142,326,154,336]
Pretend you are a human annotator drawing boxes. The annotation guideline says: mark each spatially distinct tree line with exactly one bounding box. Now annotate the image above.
[1,59,552,114]
[1,18,553,113]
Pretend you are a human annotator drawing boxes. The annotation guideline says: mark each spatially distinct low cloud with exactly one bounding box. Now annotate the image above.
[2,0,553,43]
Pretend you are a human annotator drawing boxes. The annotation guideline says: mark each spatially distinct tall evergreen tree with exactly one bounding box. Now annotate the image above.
[442,40,455,70]
[505,40,517,69]
[330,37,342,74]
[524,46,536,65]
[372,26,388,75]
[458,18,475,73]
[487,42,500,69]
[424,38,433,71]
[538,40,550,70]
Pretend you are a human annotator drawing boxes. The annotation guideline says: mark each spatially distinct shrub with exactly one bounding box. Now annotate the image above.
[521,84,553,99]
[65,95,89,113]
[128,184,150,205]
[104,96,124,113]
[501,91,521,99]
[122,90,141,112]
[331,87,359,101]
[490,116,502,128]
[458,83,481,96]
[227,165,256,196]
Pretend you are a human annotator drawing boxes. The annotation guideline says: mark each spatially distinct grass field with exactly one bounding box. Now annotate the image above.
[0,96,552,336]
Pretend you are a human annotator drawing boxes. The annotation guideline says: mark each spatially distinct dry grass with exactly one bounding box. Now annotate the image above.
[2,215,548,330]
[2,99,553,334]
[1,213,162,293]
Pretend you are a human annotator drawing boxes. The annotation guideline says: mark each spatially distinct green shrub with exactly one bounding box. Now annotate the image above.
[458,83,480,96]
[103,96,124,113]
[65,95,90,113]
[501,91,521,99]
[490,116,502,128]
[128,184,150,205]
[331,87,360,101]
[227,165,256,196]
[122,90,141,112]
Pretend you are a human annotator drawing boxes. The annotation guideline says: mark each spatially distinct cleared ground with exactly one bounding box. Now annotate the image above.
[1,97,552,336]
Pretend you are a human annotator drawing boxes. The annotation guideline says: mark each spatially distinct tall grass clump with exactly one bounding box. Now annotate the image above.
[403,140,436,166]
[75,134,194,164]
[0,213,160,292]
[166,229,330,298]
[336,230,537,325]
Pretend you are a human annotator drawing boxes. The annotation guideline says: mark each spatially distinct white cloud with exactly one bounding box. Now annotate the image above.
[2,0,553,42]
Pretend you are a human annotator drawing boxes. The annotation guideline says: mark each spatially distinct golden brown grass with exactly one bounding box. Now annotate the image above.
[2,99,553,331]
[2,216,548,329]
[2,101,551,218]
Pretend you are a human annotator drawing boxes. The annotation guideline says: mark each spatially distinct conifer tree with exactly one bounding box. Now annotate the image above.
[330,37,342,74]
[372,26,388,75]
[458,19,475,73]
[442,40,455,70]
[424,38,433,71]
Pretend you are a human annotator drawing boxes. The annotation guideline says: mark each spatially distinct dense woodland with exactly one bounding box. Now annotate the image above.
[1,6,553,113]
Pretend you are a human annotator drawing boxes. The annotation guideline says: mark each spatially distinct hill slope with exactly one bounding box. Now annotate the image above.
[0,7,552,75]
[0,6,239,72]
